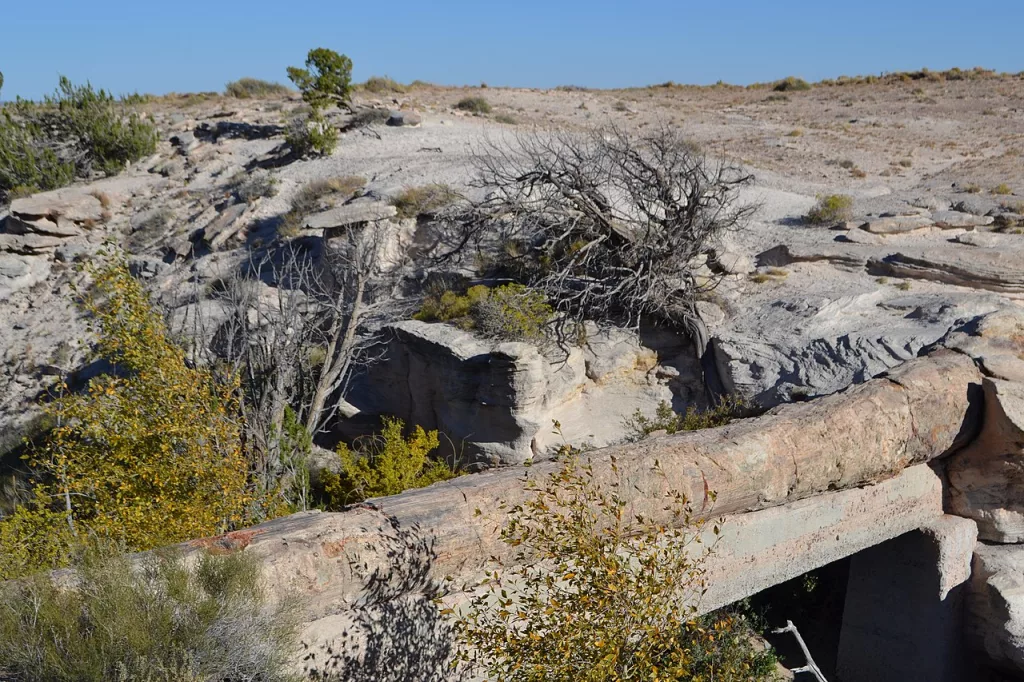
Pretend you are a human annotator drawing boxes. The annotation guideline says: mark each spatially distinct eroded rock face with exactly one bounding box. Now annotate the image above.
[967,543,1024,676]
[948,378,1024,542]
[348,321,685,465]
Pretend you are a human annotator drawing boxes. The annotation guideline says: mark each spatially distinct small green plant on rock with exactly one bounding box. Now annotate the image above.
[805,194,854,224]
[320,417,455,506]
[391,183,460,219]
[624,397,747,441]
[415,283,554,344]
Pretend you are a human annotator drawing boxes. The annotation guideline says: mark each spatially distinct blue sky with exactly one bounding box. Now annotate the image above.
[2,0,1022,100]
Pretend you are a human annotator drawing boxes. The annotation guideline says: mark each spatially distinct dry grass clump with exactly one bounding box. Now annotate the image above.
[390,183,460,219]
[225,78,290,99]
[992,183,1013,195]
[455,96,492,114]
[494,112,519,125]
[805,194,854,224]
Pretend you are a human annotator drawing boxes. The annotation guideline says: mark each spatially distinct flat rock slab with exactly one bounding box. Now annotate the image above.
[932,210,994,229]
[304,202,397,230]
[860,214,934,234]
[757,243,880,269]
[11,189,105,223]
[0,253,51,301]
[0,232,66,254]
[3,214,83,238]
[868,248,1024,295]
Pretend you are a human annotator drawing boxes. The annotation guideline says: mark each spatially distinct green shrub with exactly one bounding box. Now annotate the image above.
[494,112,519,125]
[625,397,747,441]
[450,455,778,682]
[0,550,298,682]
[390,183,460,219]
[414,284,491,325]
[455,96,492,114]
[361,76,409,94]
[415,283,554,343]
[0,76,157,199]
[993,183,1013,195]
[224,77,290,99]
[285,108,338,157]
[805,193,854,224]
[230,169,278,202]
[773,76,812,92]
[287,48,353,110]
[474,283,553,343]
[319,417,455,506]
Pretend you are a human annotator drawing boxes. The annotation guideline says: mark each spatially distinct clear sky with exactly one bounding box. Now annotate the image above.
[2,0,1022,100]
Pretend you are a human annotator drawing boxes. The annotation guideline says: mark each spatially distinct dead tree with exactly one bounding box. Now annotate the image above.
[438,125,755,399]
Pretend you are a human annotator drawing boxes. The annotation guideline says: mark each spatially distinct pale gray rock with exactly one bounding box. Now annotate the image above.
[303,202,397,230]
[931,210,994,229]
[0,253,50,301]
[386,110,422,127]
[0,232,65,254]
[860,214,934,234]
[11,190,105,224]
[948,378,1024,542]
[967,543,1024,676]
[867,248,1024,295]
[711,292,1001,406]
[4,214,83,238]
[349,321,679,465]
[835,228,883,245]
[203,203,248,249]
[709,248,755,275]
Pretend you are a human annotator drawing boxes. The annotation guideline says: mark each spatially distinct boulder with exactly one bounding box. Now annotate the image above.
[709,248,755,275]
[948,378,1024,542]
[386,110,422,127]
[967,543,1024,675]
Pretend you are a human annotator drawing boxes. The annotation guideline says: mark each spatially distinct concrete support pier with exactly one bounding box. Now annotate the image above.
[836,515,978,682]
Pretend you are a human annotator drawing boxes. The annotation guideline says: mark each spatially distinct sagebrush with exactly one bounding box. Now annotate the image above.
[0,550,298,682]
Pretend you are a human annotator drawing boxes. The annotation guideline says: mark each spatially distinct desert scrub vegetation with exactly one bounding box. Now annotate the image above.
[493,112,519,125]
[390,183,460,219]
[0,76,157,200]
[805,193,854,224]
[992,183,1013,195]
[0,260,264,579]
[448,454,779,682]
[319,417,455,506]
[361,75,409,94]
[0,550,298,682]
[414,283,555,344]
[285,48,352,157]
[443,125,753,367]
[624,396,748,441]
[455,96,492,114]
[285,107,338,157]
[773,76,811,92]
[229,169,278,203]
[224,77,291,99]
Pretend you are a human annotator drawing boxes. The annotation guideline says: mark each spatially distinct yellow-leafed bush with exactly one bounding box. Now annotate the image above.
[0,261,252,578]
[320,417,455,506]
